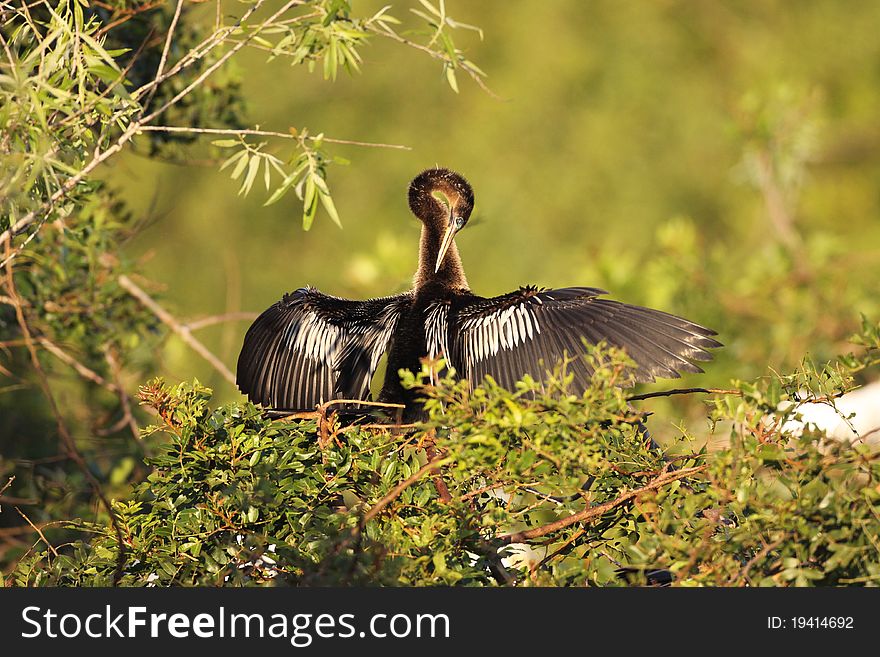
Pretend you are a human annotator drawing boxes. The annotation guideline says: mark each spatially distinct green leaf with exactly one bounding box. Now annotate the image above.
[239,154,261,196]
[229,151,250,180]
[319,190,343,229]
[445,66,459,93]
[418,0,443,19]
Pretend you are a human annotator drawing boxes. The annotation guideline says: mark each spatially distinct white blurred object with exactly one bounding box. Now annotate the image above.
[500,542,547,571]
[779,380,880,444]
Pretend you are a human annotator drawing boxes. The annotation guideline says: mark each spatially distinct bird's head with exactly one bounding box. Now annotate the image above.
[408,168,474,273]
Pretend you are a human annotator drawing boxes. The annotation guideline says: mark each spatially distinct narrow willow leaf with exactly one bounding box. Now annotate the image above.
[445,66,459,93]
[212,139,239,148]
[303,174,317,209]
[230,152,250,180]
[239,154,261,195]
[319,190,342,228]
[264,180,293,206]
[311,173,330,195]
[410,9,437,26]
[370,5,401,24]
[324,37,338,80]
[302,191,319,231]
[418,0,442,18]
[219,149,246,172]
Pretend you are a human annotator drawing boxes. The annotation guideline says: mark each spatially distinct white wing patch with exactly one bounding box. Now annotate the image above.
[459,298,541,370]
[425,301,451,361]
[286,312,342,364]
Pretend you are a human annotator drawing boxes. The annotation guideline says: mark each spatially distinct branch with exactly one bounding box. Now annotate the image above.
[142,0,185,111]
[137,125,412,150]
[366,22,498,99]
[499,465,707,545]
[38,338,116,392]
[118,275,236,385]
[360,456,452,527]
[627,387,741,402]
[137,0,301,128]
[0,0,301,268]
[737,537,784,586]
[3,246,127,584]
[184,311,259,331]
[130,1,292,103]
[104,346,143,445]
[16,507,58,558]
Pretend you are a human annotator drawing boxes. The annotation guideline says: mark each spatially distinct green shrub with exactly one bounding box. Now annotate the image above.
[13,326,880,587]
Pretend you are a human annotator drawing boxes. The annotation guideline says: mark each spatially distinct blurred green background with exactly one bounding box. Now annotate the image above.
[108,0,880,438]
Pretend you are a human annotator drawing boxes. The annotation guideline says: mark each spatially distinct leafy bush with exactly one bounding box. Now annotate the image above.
[13,325,880,587]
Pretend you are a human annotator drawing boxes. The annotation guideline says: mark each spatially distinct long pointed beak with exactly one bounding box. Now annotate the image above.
[434,220,458,273]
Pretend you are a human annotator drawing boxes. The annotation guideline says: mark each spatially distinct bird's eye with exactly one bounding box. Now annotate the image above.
[454,215,464,227]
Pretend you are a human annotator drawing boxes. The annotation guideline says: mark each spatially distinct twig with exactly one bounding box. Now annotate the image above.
[627,387,741,402]
[360,456,452,526]
[142,0,185,111]
[139,1,300,128]
[320,398,405,411]
[366,22,498,99]
[534,528,586,571]
[104,346,143,445]
[0,495,37,505]
[737,538,784,586]
[137,125,412,150]
[3,247,127,583]
[499,465,707,544]
[118,274,236,385]
[0,0,295,268]
[15,507,58,558]
[38,338,115,391]
[342,422,420,431]
[95,0,164,36]
[184,311,258,331]
[130,1,291,103]
[425,440,451,503]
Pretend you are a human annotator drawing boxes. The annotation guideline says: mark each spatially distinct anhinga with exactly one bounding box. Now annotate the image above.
[236,168,721,418]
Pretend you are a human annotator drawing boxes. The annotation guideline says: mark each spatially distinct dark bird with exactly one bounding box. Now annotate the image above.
[236,168,721,418]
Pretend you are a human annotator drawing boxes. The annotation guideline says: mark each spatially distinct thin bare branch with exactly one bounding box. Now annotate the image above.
[366,22,498,99]
[139,0,300,127]
[143,0,185,110]
[38,338,115,391]
[499,465,707,545]
[118,274,235,385]
[185,311,259,331]
[136,125,412,150]
[3,246,127,583]
[360,456,452,526]
[16,507,58,558]
[627,387,741,402]
[0,0,300,268]
[104,346,143,445]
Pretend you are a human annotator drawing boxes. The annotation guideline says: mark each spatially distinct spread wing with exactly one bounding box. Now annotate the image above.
[236,287,412,410]
[431,286,720,392]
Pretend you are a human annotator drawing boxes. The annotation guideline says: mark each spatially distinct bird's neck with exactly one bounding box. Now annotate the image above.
[414,223,469,292]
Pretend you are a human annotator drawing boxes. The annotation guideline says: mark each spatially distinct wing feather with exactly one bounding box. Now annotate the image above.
[448,286,720,392]
[236,287,411,411]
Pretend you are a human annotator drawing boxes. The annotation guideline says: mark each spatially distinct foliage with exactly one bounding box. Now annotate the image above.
[3,1,880,587]
[0,0,485,570]
[12,325,880,586]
